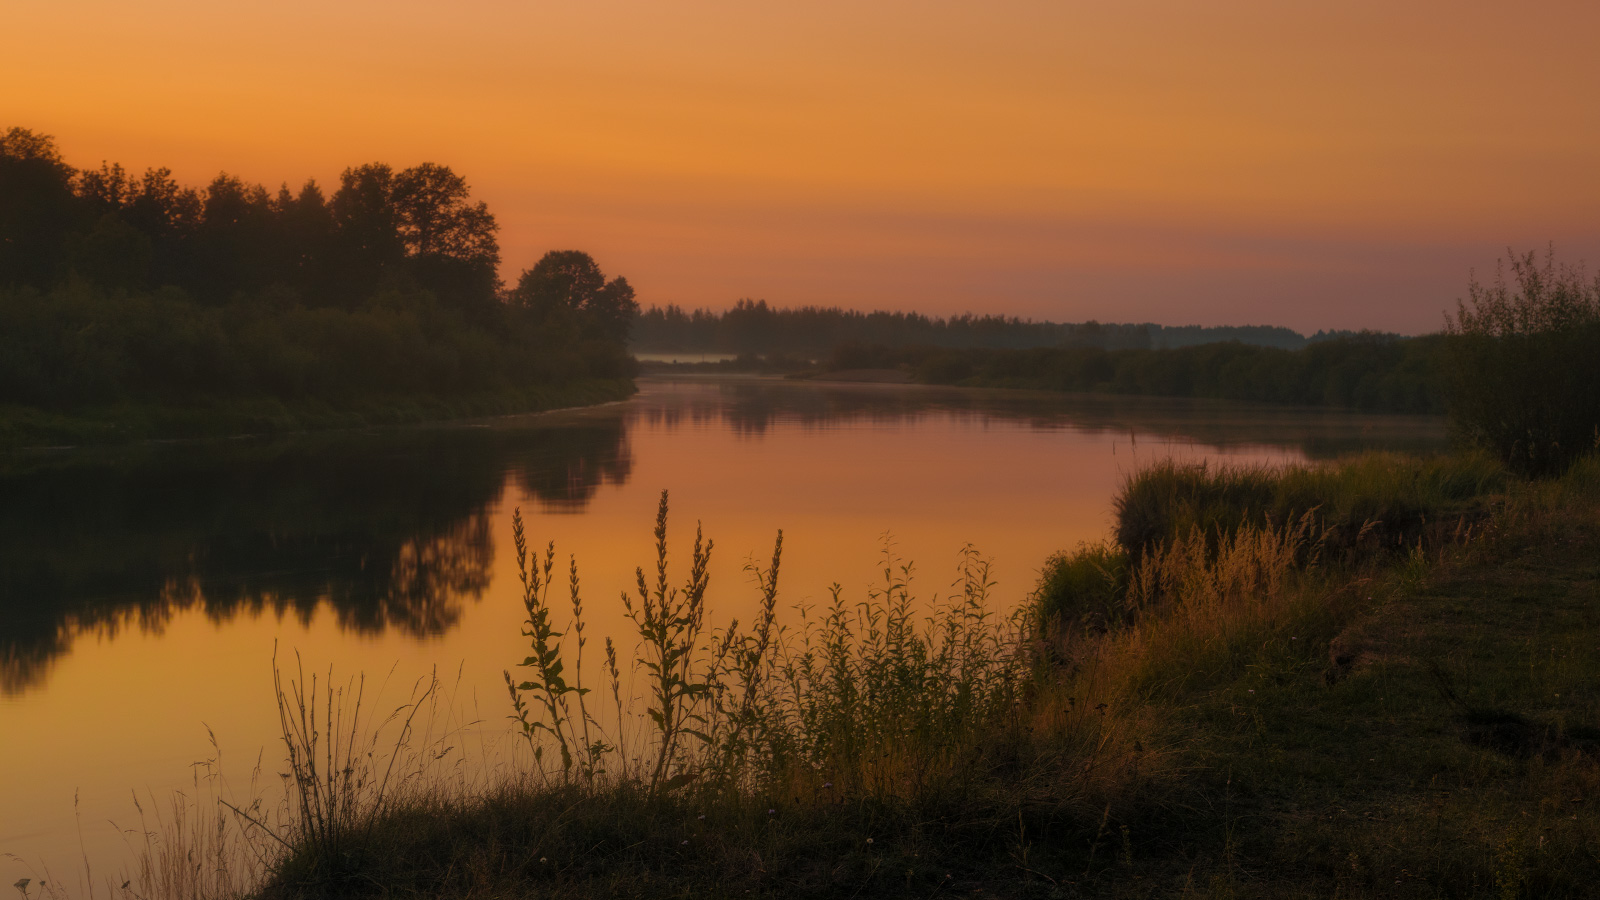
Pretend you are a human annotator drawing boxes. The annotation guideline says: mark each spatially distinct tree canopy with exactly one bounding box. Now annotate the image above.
[0,127,640,414]
[511,249,638,343]
[0,128,518,315]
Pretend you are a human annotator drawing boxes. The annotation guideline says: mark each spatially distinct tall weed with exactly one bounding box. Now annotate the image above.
[503,492,1038,802]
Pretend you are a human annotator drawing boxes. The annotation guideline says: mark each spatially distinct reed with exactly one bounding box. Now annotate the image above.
[1110,451,1503,569]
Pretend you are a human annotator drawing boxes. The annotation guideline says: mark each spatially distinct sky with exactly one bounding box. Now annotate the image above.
[5,0,1600,333]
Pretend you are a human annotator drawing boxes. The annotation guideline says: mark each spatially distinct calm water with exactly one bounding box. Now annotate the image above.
[0,376,1447,883]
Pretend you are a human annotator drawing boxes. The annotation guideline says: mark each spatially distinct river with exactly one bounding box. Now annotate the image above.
[0,376,1447,888]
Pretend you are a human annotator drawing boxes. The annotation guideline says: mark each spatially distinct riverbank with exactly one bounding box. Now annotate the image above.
[803,335,1445,415]
[210,452,1599,900]
[0,378,636,449]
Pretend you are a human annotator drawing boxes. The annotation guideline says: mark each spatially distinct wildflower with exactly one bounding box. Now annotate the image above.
[768,808,775,815]
[866,837,874,844]
[698,814,706,820]
[540,857,547,864]
[823,782,833,789]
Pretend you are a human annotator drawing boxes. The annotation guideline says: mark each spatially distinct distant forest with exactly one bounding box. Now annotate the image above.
[633,300,1375,355]
[633,301,1442,415]
[0,127,637,434]
[831,336,1446,415]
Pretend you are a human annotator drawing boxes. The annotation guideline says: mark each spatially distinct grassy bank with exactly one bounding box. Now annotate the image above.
[0,378,635,448]
[135,452,1590,900]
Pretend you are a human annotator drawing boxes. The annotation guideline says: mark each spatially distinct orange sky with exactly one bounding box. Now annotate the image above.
[5,1,1599,332]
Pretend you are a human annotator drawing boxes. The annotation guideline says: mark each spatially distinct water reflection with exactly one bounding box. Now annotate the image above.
[0,377,1446,696]
[627,377,1448,457]
[0,419,632,694]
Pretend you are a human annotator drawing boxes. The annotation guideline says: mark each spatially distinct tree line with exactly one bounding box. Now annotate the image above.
[0,127,638,414]
[824,248,1600,476]
[831,334,1447,414]
[633,299,1363,356]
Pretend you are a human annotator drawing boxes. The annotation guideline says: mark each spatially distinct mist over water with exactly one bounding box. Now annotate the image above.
[0,376,1446,883]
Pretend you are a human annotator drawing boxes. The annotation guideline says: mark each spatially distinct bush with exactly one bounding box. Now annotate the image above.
[1032,541,1129,633]
[1445,248,1600,476]
[1112,461,1278,565]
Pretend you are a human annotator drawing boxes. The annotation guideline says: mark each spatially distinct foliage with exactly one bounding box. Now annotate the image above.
[511,250,639,343]
[0,127,639,424]
[0,127,78,289]
[1444,247,1600,475]
[1032,541,1130,635]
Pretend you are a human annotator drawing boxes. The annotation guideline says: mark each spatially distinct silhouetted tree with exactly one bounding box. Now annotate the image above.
[512,250,639,342]
[391,162,501,316]
[0,127,636,415]
[268,180,335,300]
[329,163,405,304]
[191,173,274,301]
[0,128,78,288]
[74,161,134,217]
[323,162,501,313]
[124,166,203,288]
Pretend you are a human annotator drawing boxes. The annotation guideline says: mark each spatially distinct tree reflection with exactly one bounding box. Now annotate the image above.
[0,418,631,694]
[1,379,1446,696]
[513,422,633,512]
[629,378,1448,456]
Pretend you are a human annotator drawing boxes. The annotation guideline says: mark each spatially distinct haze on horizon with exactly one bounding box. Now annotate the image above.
[6,0,1599,335]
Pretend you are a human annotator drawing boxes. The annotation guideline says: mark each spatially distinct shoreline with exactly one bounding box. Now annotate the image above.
[235,451,1600,899]
[0,378,638,452]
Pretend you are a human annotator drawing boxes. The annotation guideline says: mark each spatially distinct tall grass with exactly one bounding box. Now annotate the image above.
[503,491,1038,803]
[1113,452,1501,563]
[1037,452,1503,636]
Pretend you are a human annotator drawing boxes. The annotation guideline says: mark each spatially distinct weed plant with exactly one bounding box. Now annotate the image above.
[503,491,1037,803]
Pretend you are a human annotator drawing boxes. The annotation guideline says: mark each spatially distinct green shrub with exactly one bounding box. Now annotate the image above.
[1112,460,1278,565]
[1032,541,1129,633]
[1444,248,1600,476]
